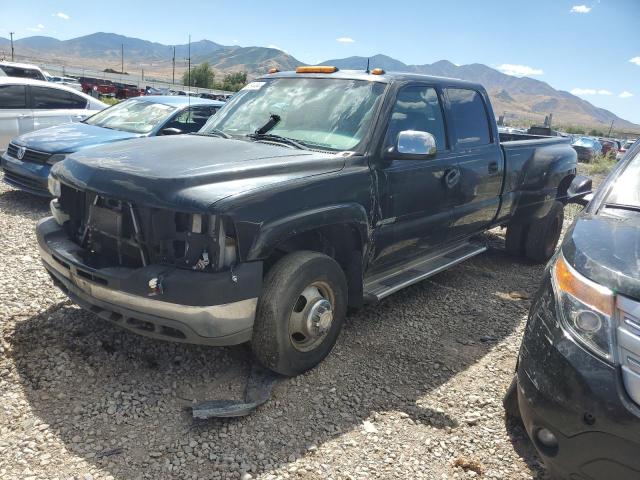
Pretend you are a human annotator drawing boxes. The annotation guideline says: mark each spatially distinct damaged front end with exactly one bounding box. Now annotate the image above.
[38,180,262,347]
[54,182,238,275]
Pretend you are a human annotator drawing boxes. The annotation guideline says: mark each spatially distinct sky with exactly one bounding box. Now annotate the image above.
[2,0,639,123]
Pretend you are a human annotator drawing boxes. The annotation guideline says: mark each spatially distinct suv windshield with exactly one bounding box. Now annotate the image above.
[201,77,386,151]
[606,147,640,208]
[84,99,176,134]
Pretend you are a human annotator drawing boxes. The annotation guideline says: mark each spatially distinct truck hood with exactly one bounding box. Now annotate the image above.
[563,210,640,300]
[52,135,343,211]
[14,122,140,153]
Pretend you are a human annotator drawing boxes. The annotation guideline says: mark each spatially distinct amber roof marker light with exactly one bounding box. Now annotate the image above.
[268,68,280,74]
[296,66,339,74]
[371,68,386,75]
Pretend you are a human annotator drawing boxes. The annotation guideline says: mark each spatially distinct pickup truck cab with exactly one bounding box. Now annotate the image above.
[38,67,587,376]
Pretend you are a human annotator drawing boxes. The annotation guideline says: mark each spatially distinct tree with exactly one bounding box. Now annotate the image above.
[182,62,215,89]
[216,72,247,92]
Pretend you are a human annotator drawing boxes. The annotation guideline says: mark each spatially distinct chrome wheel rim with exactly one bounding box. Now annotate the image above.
[288,281,335,352]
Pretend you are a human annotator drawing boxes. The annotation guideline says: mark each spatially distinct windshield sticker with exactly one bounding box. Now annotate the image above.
[243,82,266,91]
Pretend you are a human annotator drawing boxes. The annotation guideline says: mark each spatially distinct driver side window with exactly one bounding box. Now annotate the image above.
[385,86,446,152]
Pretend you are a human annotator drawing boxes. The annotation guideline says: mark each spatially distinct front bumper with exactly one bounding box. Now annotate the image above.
[516,278,640,479]
[37,217,262,346]
[1,152,51,196]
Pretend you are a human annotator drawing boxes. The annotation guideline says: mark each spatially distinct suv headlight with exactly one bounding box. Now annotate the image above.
[47,176,61,197]
[552,254,615,362]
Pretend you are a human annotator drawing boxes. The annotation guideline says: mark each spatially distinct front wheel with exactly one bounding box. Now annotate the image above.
[251,251,348,376]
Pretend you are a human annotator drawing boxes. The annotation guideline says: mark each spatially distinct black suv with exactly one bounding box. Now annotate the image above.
[505,142,640,479]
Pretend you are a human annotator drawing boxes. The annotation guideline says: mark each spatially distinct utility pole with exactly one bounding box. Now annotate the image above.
[9,32,15,61]
[172,46,176,85]
[121,43,124,74]
[607,120,614,137]
[187,35,191,88]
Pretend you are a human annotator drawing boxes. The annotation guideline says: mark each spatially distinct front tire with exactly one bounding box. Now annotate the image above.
[251,251,348,376]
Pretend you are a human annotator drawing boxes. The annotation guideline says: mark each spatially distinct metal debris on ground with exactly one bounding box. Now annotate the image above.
[191,363,284,419]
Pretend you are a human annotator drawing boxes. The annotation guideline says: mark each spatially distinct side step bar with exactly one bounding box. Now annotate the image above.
[364,241,487,302]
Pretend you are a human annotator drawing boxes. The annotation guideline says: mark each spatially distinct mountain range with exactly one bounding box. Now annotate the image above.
[1,32,637,132]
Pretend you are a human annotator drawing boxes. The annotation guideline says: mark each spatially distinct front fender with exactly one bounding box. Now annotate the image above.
[246,203,370,261]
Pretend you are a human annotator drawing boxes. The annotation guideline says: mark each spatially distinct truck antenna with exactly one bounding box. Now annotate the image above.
[366,58,370,74]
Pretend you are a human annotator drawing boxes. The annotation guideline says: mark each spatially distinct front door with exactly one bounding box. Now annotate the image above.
[372,84,458,270]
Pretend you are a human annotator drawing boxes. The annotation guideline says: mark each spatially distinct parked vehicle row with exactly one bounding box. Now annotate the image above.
[0,77,106,153]
[1,95,223,195]
[4,64,638,480]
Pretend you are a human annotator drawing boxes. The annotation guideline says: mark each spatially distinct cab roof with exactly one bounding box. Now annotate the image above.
[260,69,484,90]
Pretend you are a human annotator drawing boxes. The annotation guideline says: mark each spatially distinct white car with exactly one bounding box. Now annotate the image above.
[0,61,48,81]
[48,75,83,92]
[0,77,107,153]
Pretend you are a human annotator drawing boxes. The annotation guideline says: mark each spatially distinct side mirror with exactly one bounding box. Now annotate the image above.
[389,130,437,159]
[567,174,593,206]
[161,127,183,136]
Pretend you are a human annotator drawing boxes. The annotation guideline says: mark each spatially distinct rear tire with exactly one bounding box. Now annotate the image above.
[505,223,528,257]
[251,251,347,376]
[524,201,564,263]
[503,375,521,420]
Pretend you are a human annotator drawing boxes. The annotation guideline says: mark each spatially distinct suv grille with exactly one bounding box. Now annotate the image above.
[616,295,640,407]
[7,143,52,164]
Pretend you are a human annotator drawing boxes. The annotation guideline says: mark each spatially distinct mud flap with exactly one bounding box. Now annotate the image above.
[191,363,284,419]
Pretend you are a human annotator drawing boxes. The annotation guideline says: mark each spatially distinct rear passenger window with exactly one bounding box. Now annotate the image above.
[31,86,87,109]
[0,85,28,108]
[446,88,491,147]
[386,86,446,152]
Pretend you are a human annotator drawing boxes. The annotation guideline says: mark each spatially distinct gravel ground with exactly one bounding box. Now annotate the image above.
[0,171,599,480]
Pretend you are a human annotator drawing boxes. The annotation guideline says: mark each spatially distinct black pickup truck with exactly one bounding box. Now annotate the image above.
[38,67,589,376]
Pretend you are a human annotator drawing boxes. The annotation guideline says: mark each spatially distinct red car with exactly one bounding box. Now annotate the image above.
[599,138,620,158]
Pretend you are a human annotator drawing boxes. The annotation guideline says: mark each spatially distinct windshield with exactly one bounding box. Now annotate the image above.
[84,99,177,134]
[201,77,386,151]
[605,148,640,208]
[573,137,597,147]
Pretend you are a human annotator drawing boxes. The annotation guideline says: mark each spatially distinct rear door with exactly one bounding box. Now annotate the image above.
[444,87,504,239]
[372,84,458,268]
[0,84,33,152]
[30,85,89,132]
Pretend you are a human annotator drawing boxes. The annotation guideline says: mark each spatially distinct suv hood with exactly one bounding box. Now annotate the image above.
[14,122,140,153]
[563,210,640,300]
[52,135,343,211]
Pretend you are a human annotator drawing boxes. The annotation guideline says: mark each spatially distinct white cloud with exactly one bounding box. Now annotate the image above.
[630,57,640,66]
[336,37,355,43]
[53,12,70,20]
[27,24,45,32]
[570,5,591,13]
[496,64,543,77]
[571,88,613,95]
[619,91,634,98]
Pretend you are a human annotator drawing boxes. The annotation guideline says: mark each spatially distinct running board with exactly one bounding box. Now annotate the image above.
[364,242,487,302]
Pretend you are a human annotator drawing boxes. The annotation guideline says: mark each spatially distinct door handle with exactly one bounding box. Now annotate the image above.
[444,168,461,189]
[488,161,499,173]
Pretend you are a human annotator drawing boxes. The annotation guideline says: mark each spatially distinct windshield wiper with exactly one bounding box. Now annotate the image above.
[247,132,310,150]
[194,129,231,139]
[604,202,640,213]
